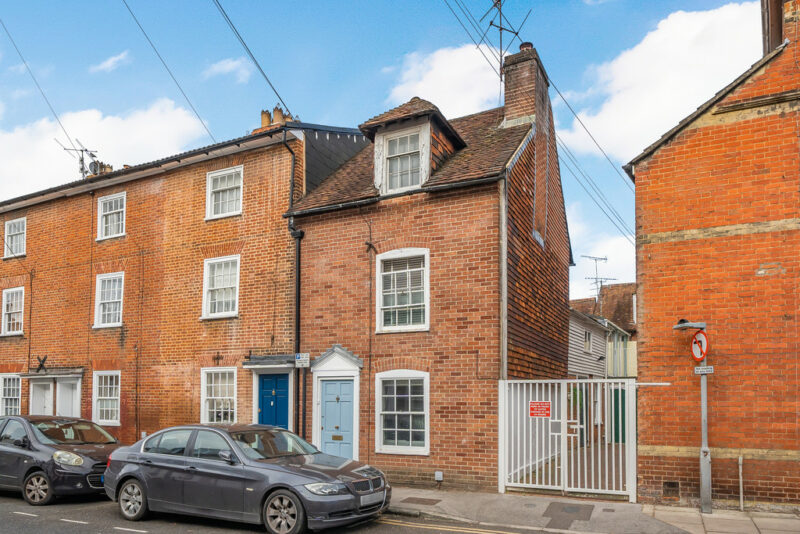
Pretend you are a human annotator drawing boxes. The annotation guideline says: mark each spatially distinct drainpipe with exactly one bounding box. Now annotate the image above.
[281,129,307,439]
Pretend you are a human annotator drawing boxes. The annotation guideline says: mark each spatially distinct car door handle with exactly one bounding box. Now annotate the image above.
[141,459,152,465]
[186,466,198,471]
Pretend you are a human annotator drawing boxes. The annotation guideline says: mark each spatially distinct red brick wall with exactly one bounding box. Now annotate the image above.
[634,1,800,505]
[0,140,301,443]
[296,186,502,488]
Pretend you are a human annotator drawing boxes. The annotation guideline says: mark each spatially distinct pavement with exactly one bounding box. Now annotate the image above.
[387,486,800,534]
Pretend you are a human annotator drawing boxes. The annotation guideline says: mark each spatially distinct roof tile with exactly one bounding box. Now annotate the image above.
[293,106,531,214]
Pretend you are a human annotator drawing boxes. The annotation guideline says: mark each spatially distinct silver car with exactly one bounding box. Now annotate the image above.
[103,424,391,534]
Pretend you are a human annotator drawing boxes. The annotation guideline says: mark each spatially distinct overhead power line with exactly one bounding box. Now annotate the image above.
[121,0,216,143]
[440,1,634,244]
[212,0,293,117]
[441,0,500,77]
[0,16,77,152]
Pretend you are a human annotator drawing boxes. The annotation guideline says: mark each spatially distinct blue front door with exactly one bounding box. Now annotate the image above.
[259,374,289,428]
[320,380,354,458]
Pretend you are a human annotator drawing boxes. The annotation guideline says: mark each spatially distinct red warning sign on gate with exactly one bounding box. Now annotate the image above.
[529,401,551,418]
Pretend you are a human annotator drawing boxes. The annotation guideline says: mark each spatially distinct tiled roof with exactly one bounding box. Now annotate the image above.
[597,283,637,334]
[359,97,441,134]
[358,96,466,148]
[292,106,531,214]
[570,298,597,316]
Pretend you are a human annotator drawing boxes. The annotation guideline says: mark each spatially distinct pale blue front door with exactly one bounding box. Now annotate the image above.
[320,380,354,458]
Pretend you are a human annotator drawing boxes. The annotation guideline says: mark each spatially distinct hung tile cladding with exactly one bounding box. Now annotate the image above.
[627,0,800,506]
[289,42,572,488]
[0,108,366,443]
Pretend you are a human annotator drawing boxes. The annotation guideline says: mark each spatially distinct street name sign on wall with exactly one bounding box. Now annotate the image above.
[529,401,551,418]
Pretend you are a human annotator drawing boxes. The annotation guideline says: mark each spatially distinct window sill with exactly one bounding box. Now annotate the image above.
[93,324,123,329]
[96,233,126,243]
[200,313,239,321]
[375,448,429,457]
[0,332,24,337]
[205,212,242,222]
[96,421,121,427]
[376,327,429,335]
[381,185,422,196]
[2,254,25,260]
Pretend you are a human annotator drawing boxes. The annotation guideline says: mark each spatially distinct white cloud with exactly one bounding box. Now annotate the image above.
[89,50,130,73]
[559,1,761,162]
[203,57,252,84]
[567,202,635,299]
[387,44,501,118]
[8,63,26,74]
[0,98,207,202]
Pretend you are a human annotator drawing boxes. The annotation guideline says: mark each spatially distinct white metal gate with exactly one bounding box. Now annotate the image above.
[499,379,637,502]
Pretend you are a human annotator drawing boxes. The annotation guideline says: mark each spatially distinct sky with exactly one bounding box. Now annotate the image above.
[0,1,763,298]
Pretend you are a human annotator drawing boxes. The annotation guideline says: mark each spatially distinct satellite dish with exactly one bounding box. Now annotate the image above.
[89,161,100,175]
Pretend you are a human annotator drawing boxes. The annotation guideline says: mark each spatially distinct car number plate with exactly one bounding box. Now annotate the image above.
[360,491,384,507]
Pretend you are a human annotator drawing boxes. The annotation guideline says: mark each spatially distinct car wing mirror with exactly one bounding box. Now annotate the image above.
[218,450,236,464]
[13,436,30,449]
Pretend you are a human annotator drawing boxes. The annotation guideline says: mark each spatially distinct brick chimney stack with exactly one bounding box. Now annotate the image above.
[502,41,548,126]
[762,0,799,55]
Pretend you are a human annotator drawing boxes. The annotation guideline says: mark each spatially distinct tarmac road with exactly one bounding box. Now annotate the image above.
[0,490,542,534]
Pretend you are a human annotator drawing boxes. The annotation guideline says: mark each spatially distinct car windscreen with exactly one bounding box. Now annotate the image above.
[31,420,117,445]
[230,429,317,459]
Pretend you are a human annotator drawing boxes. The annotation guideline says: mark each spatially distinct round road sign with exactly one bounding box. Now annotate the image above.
[691,330,709,362]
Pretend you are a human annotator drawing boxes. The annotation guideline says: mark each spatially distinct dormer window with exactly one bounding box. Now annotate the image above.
[387,132,421,191]
[361,97,466,196]
[375,124,430,195]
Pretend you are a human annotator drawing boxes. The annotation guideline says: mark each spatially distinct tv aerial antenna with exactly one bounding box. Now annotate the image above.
[58,137,101,179]
[479,1,532,80]
[582,255,616,297]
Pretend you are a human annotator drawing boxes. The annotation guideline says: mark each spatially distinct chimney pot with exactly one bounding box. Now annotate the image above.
[519,41,533,51]
[272,106,284,125]
[261,109,272,128]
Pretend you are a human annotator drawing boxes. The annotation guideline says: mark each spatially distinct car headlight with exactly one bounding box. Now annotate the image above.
[53,450,84,467]
[304,482,349,496]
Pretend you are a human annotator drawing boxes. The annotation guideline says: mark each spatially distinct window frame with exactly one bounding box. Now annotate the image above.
[1,287,24,336]
[201,255,241,320]
[374,369,430,456]
[200,367,237,424]
[3,217,26,258]
[375,248,430,333]
[92,370,121,426]
[0,374,21,415]
[374,123,430,195]
[205,165,244,221]
[93,272,125,328]
[96,192,127,241]
[584,330,593,353]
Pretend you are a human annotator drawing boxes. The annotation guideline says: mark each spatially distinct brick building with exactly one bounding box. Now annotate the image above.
[288,43,571,487]
[626,0,800,505]
[0,110,365,444]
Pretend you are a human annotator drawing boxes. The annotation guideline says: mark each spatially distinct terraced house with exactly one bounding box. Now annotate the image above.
[289,43,571,487]
[0,42,570,489]
[0,110,366,444]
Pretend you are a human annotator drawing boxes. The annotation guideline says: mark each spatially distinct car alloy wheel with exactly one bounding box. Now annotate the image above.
[23,472,53,505]
[119,480,148,521]
[264,490,305,534]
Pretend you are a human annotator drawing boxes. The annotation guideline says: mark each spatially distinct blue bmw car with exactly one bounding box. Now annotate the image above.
[104,424,390,533]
